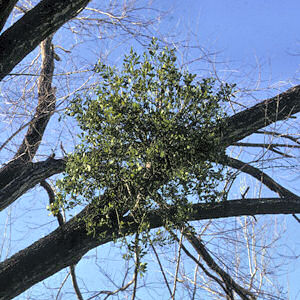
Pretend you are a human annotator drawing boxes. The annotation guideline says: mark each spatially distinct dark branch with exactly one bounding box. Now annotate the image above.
[14,35,56,163]
[0,196,299,299]
[221,85,300,145]
[40,180,82,299]
[0,0,90,80]
[0,0,18,33]
[224,156,299,200]
[0,158,66,211]
[185,231,255,299]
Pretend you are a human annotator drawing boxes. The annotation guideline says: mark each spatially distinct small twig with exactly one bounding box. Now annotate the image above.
[0,120,31,153]
[70,265,83,300]
[150,243,172,297]
[168,230,228,297]
[172,229,183,299]
[256,130,300,145]
[87,278,135,300]
[292,214,300,223]
[55,272,71,300]
[232,142,297,158]
[131,233,139,300]
[192,255,201,300]
[241,186,250,199]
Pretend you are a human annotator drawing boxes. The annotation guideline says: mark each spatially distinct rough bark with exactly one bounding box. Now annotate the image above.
[0,35,59,210]
[0,197,299,299]
[14,35,56,163]
[0,0,90,80]
[221,85,300,145]
[0,158,65,211]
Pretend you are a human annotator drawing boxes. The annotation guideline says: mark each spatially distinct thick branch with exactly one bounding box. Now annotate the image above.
[0,197,299,299]
[0,0,90,80]
[14,35,56,163]
[0,158,66,211]
[221,85,300,145]
[0,0,18,33]
[0,35,57,204]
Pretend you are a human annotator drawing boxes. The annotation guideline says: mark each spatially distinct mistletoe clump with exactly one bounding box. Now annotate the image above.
[56,39,234,234]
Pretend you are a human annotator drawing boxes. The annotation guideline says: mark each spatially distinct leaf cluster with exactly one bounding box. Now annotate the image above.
[56,39,234,235]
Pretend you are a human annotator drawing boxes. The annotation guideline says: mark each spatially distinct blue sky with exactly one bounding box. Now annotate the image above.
[166,0,299,83]
[1,1,300,299]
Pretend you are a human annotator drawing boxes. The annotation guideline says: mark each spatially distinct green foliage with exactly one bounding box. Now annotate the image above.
[56,38,234,237]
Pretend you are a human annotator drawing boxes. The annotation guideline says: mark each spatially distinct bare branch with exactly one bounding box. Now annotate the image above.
[0,0,18,32]
[222,85,300,145]
[224,156,299,200]
[40,180,83,299]
[150,243,173,297]
[184,231,256,299]
[14,35,56,163]
[0,196,299,299]
[0,0,90,80]
[232,142,300,149]
[256,130,300,145]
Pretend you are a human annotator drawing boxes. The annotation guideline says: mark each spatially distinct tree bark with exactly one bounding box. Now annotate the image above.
[0,197,299,299]
[0,0,90,80]
[0,0,18,33]
[14,35,56,163]
[0,158,65,211]
[221,85,300,145]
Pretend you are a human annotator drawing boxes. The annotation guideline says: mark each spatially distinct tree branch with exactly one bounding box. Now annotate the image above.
[0,0,90,80]
[14,35,56,163]
[0,196,299,299]
[0,35,58,208]
[0,158,66,211]
[40,180,83,300]
[221,85,300,146]
[0,0,18,33]
[184,231,255,299]
[223,156,299,200]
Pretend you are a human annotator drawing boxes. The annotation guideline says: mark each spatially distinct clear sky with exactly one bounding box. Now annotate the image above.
[1,1,299,299]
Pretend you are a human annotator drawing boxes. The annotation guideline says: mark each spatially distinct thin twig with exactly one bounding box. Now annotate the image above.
[70,265,83,300]
[150,243,173,297]
[256,130,300,145]
[192,255,201,300]
[172,229,183,299]
[131,233,139,300]
[87,278,135,300]
[168,230,229,298]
